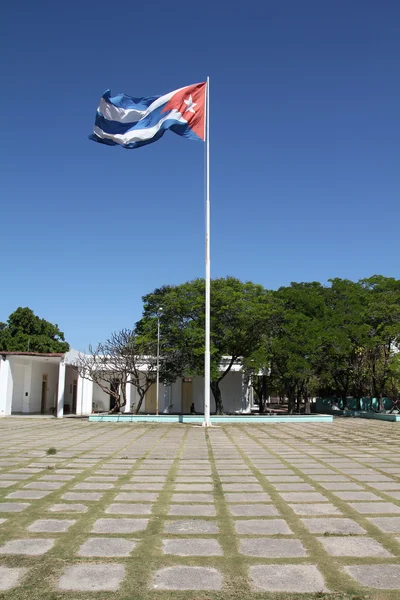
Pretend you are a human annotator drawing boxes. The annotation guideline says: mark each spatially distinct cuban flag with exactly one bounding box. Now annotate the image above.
[90,82,206,150]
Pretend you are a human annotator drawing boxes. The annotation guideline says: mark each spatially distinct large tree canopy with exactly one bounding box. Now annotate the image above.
[0,307,69,353]
[137,275,400,414]
[138,277,271,413]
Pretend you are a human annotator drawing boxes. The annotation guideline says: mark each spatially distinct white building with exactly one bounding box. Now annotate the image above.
[0,351,255,417]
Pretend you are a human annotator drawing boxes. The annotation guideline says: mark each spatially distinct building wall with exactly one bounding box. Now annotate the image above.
[92,379,111,412]
[10,363,24,413]
[29,361,59,413]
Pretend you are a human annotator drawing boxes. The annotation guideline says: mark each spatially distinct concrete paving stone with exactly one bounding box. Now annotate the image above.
[55,469,83,474]
[309,475,350,482]
[92,518,148,533]
[28,519,76,532]
[272,483,315,491]
[228,504,280,517]
[225,493,271,503]
[105,503,152,515]
[130,476,167,482]
[0,566,28,591]
[114,492,158,502]
[319,482,364,491]
[370,482,400,491]
[355,474,393,482]
[175,475,211,481]
[174,484,214,491]
[218,476,258,483]
[96,470,129,476]
[349,502,400,514]
[0,519,6,525]
[302,518,366,535]
[0,538,55,555]
[58,564,125,591]
[121,483,164,491]
[317,536,392,557]
[136,470,170,475]
[40,474,74,481]
[1,474,31,480]
[164,520,219,534]
[221,483,263,492]
[24,481,63,490]
[0,503,30,512]
[73,482,114,490]
[333,491,383,501]
[86,476,119,482]
[171,493,214,503]
[216,470,249,476]
[163,538,223,556]
[345,565,400,589]
[13,468,43,473]
[153,566,222,590]
[0,481,18,488]
[289,503,342,516]
[49,503,88,513]
[78,537,136,557]
[62,492,103,501]
[279,492,329,503]
[249,564,328,593]
[240,538,307,557]
[168,504,217,517]
[368,517,400,532]
[235,519,293,535]
[6,490,51,500]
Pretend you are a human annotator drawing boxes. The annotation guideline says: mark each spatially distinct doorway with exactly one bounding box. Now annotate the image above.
[72,379,78,414]
[41,374,48,414]
[181,378,193,413]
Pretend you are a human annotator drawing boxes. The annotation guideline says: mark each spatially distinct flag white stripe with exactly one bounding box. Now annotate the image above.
[98,85,187,124]
[94,109,187,145]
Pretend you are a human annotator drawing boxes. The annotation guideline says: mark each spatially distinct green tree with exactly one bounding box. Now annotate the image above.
[138,277,270,414]
[0,307,69,353]
[269,282,327,414]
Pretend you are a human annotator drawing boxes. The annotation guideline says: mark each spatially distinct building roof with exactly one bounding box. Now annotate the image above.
[0,351,65,358]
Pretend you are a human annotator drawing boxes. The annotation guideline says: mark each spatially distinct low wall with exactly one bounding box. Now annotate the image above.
[88,414,333,424]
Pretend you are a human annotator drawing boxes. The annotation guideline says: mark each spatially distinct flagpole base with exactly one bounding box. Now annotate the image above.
[202,419,212,427]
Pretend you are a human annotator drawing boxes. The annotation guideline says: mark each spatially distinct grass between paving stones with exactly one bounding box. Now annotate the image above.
[0,419,398,600]
[238,424,400,600]
[0,421,167,600]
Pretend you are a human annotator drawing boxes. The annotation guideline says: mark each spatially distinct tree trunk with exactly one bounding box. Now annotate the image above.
[135,390,146,414]
[258,375,268,413]
[108,398,121,414]
[211,381,223,415]
[287,392,296,414]
[304,393,310,414]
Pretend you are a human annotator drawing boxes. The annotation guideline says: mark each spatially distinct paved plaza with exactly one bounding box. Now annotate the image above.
[0,419,399,599]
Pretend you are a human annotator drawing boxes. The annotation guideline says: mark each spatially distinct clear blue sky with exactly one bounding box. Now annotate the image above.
[2,1,399,350]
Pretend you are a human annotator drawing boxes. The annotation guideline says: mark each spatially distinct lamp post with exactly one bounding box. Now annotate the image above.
[156,308,163,416]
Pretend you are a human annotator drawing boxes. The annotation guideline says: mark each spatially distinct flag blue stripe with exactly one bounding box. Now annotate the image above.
[96,103,172,135]
[101,89,160,111]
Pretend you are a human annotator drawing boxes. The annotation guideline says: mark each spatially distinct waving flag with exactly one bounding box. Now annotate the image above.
[90,82,206,150]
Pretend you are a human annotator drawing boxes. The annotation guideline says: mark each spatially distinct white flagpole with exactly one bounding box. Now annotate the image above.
[203,76,212,427]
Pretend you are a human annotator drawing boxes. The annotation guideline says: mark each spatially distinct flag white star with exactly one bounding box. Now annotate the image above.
[184,95,197,114]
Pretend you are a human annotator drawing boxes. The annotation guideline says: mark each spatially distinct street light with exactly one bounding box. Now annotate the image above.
[156,307,163,416]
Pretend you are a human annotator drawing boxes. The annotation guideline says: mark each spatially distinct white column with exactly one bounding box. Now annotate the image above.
[124,383,132,413]
[76,374,84,415]
[0,357,13,417]
[57,362,66,418]
[241,372,251,413]
[81,379,93,415]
